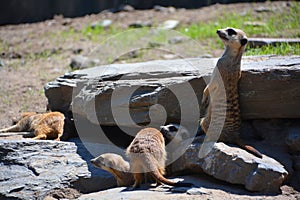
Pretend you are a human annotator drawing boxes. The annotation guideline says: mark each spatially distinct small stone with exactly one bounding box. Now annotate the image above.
[72,48,83,55]
[171,187,189,193]
[100,19,112,28]
[62,18,72,26]
[91,19,112,29]
[168,36,186,44]
[154,5,168,12]
[255,7,273,12]
[168,7,176,13]
[0,59,5,67]
[129,21,152,28]
[187,187,210,195]
[159,20,180,30]
[70,55,100,70]
[162,54,177,59]
[148,42,164,48]
[244,21,267,27]
[199,54,213,58]
[120,5,135,12]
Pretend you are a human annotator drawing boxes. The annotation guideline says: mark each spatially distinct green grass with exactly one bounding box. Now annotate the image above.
[56,2,300,57]
[245,43,300,56]
[81,24,121,41]
[178,2,300,54]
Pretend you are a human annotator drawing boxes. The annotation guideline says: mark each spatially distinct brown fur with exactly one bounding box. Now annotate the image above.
[91,153,134,187]
[200,27,262,158]
[126,128,192,188]
[0,112,65,141]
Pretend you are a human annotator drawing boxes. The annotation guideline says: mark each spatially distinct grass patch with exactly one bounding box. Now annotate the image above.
[82,24,121,42]
[245,43,300,56]
[178,2,300,54]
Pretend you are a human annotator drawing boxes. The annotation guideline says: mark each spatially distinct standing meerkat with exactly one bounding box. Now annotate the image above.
[200,27,262,158]
[0,111,65,140]
[91,153,134,187]
[126,127,192,188]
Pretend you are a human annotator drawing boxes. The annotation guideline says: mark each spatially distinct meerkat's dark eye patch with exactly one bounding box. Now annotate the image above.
[169,125,178,132]
[240,38,248,46]
[226,28,237,36]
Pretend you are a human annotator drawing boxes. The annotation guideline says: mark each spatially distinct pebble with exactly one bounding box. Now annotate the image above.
[160,20,180,30]
[129,21,152,28]
[91,19,112,29]
[187,187,210,195]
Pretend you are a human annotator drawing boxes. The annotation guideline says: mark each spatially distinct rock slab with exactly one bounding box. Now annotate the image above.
[0,140,90,199]
[45,56,300,128]
[170,140,288,193]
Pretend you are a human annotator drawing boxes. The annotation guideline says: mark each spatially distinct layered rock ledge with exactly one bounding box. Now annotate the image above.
[45,55,300,128]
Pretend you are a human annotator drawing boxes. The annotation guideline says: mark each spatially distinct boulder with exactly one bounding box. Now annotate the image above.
[45,56,300,128]
[0,139,116,200]
[170,139,288,193]
[0,140,89,199]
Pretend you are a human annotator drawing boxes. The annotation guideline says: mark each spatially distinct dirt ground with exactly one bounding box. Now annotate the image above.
[0,1,299,199]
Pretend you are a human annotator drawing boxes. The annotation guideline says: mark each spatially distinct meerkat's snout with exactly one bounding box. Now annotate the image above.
[216,29,228,41]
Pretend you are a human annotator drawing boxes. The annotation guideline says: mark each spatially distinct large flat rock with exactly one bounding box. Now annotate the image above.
[0,140,89,199]
[45,55,300,128]
[0,139,117,200]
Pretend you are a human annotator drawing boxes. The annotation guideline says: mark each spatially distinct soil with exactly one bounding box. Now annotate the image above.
[0,1,299,199]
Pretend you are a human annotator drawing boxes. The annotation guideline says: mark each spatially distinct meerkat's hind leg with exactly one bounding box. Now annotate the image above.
[133,173,143,188]
[32,134,47,140]
[0,125,21,133]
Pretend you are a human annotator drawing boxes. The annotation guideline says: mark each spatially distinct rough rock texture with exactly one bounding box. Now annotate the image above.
[45,56,300,127]
[248,38,300,48]
[170,139,288,193]
[286,127,300,154]
[0,140,90,199]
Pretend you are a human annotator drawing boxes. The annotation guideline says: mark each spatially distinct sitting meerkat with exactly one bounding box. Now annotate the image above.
[126,127,192,188]
[0,111,65,141]
[200,27,262,158]
[91,153,134,187]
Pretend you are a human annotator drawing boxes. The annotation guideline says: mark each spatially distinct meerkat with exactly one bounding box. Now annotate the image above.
[126,127,192,188]
[0,111,65,141]
[200,27,262,158]
[160,124,190,145]
[91,153,134,187]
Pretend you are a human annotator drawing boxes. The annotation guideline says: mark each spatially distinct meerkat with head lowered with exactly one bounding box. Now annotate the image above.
[91,153,134,187]
[126,127,192,188]
[200,27,262,158]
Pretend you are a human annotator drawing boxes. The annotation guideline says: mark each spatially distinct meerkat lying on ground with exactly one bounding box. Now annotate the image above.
[0,111,65,140]
[91,153,134,187]
[200,27,262,158]
[126,127,193,188]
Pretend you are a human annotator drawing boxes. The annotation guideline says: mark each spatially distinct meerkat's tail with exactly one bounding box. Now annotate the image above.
[150,169,193,187]
[236,139,263,158]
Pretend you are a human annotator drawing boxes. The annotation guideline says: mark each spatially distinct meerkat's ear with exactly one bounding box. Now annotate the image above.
[241,38,248,46]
